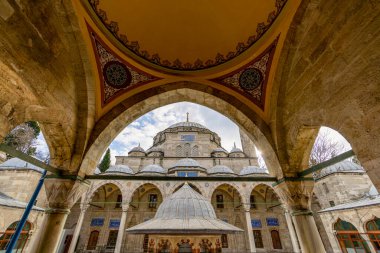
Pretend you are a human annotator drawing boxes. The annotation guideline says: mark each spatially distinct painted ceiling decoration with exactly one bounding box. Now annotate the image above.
[210,37,279,110]
[86,0,287,71]
[88,25,161,107]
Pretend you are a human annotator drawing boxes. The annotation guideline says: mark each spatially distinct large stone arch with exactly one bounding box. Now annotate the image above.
[79,83,283,178]
[86,180,126,204]
[209,182,244,205]
[126,182,165,203]
[270,0,380,188]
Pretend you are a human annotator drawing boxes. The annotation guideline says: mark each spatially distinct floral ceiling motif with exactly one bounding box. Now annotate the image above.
[210,37,279,110]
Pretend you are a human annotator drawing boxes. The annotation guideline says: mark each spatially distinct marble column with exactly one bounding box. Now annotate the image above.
[68,202,90,253]
[275,180,326,253]
[284,210,301,253]
[115,204,129,253]
[244,206,256,253]
[35,178,90,253]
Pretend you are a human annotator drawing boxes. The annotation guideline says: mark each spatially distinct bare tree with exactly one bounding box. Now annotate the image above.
[3,122,40,156]
[309,130,347,166]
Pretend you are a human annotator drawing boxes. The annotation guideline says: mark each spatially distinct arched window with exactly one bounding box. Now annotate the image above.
[271,230,282,249]
[176,145,183,157]
[335,219,370,253]
[192,145,199,156]
[0,221,32,251]
[87,230,99,250]
[184,143,191,157]
[366,218,380,251]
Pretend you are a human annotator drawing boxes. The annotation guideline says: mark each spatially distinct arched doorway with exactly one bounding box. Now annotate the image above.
[0,221,32,252]
[335,219,371,253]
[366,218,380,252]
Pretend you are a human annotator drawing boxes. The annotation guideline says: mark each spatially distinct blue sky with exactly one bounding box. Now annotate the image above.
[33,102,351,166]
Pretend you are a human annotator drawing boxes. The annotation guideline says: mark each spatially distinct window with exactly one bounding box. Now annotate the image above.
[0,221,31,252]
[184,143,191,157]
[335,219,371,253]
[323,183,329,193]
[216,194,224,209]
[271,230,282,249]
[366,218,380,252]
[176,145,183,157]
[177,171,198,177]
[329,201,335,207]
[253,230,264,248]
[87,231,99,250]
[106,230,118,248]
[143,234,149,253]
[250,195,256,209]
[221,234,228,248]
[115,194,122,208]
[148,194,158,208]
[192,145,199,156]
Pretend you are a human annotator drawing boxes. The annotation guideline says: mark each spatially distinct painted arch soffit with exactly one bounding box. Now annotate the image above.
[84,0,287,72]
[210,37,278,110]
[88,25,161,108]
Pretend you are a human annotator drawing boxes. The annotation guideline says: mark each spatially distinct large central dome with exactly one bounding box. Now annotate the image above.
[86,0,286,71]
[167,121,207,130]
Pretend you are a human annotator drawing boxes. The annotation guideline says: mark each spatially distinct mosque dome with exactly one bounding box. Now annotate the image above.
[316,160,365,179]
[239,166,269,176]
[230,146,243,153]
[146,147,164,153]
[0,158,44,173]
[208,165,235,176]
[103,165,134,175]
[128,144,145,154]
[171,158,201,168]
[126,183,243,234]
[211,147,228,153]
[139,164,166,174]
[167,121,208,130]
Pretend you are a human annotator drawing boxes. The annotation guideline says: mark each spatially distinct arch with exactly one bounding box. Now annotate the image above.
[184,143,191,157]
[175,145,183,157]
[127,182,165,202]
[128,183,164,210]
[250,183,282,211]
[210,183,243,210]
[334,219,371,253]
[192,145,199,157]
[365,217,380,251]
[173,183,202,195]
[208,182,244,202]
[271,0,380,185]
[79,85,282,179]
[87,230,100,250]
[86,180,126,204]
[86,182,124,209]
[270,230,283,249]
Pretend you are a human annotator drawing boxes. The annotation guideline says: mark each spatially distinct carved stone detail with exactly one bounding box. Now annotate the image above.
[44,178,90,210]
[274,180,315,212]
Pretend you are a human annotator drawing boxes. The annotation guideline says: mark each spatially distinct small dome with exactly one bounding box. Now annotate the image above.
[316,160,365,179]
[94,167,101,175]
[212,148,227,153]
[171,158,201,168]
[230,143,243,153]
[140,164,166,174]
[239,166,269,176]
[0,158,44,173]
[103,165,134,175]
[128,145,145,153]
[167,121,208,130]
[208,165,235,175]
[146,147,164,153]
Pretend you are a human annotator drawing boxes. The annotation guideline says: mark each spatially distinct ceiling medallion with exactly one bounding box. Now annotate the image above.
[88,25,161,107]
[87,0,287,71]
[103,61,132,88]
[210,37,279,110]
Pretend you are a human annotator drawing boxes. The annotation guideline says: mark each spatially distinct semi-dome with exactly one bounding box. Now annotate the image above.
[239,166,269,176]
[208,165,235,175]
[146,147,164,153]
[167,121,208,130]
[140,164,166,174]
[0,158,44,173]
[316,160,365,179]
[103,165,134,175]
[171,158,201,168]
[126,183,243,234]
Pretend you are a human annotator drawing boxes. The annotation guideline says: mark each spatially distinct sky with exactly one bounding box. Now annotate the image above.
[33,102,352,166]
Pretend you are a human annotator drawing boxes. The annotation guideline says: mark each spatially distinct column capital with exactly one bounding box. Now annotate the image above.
[274,179,315,212]
[80,202,90,212]
[44,178,90,211]
[122,203,130,212]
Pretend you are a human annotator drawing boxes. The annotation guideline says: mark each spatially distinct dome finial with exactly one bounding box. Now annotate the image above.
[138,142,140,147]
[186,112,189,122]
[234,142,236,148]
